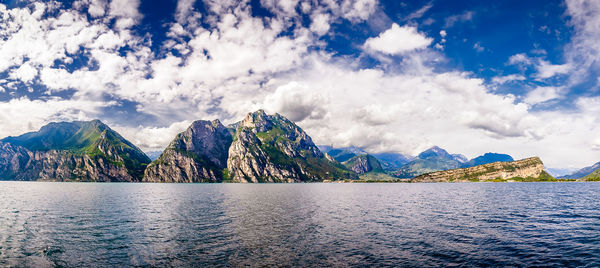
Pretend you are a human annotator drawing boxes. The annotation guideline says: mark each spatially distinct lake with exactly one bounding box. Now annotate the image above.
[0,182,599,267]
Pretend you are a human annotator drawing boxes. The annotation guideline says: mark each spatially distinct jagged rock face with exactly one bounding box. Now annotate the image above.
[0,142,32,179]
[0,121,150,182]
[343,154,383,174]
[143,120,233,183]
[227,110,356,183]
[413,157,546,182]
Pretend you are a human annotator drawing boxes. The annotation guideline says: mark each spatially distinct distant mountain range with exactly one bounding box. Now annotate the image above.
[322,145,516,179]
[560,161,600,180]
[0,110,582,183]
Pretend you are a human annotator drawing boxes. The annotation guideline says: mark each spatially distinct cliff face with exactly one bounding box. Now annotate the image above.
[143,120,233,183]
[227,110,356,182]
[412,157,548,182]
[0,120,150,181]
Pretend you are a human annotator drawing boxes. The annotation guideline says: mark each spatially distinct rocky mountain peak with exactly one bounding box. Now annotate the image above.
[0,120,150,181]
[227,110,355,182]
[418,146,451,159]
[143,120,233,183]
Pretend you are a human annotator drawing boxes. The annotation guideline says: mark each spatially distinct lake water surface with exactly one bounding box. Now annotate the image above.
[0,182,599,267]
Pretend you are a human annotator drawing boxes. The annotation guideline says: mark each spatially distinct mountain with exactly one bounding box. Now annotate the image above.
[581,167,600,181]
[560,161,600,180]
[371,152,413,171]
[143,120,233,183]
[227,110,357,182]
[462,153,514,168]
[391,146,465,178]
[413,157,554,182]
[452,154,469,163]
[0,120,150,181]
[320,146,367,162]
[342,154,383,174]
[145,151,163,161]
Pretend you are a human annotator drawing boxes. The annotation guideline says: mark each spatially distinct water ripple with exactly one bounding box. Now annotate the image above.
[0,182,599,267]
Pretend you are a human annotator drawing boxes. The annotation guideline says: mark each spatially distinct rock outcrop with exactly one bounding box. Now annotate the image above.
[342,154,383,174]
[143,120,233,183]
[412,157,550,182]
[227,110,356,182]
[0,120,150,181]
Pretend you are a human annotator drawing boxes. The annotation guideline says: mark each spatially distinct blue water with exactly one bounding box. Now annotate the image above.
[0,182,599,267]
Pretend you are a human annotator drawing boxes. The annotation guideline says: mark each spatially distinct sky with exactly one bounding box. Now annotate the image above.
[0,0,599,171]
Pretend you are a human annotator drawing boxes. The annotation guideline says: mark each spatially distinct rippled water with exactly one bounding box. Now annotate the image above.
[0,182,599,267]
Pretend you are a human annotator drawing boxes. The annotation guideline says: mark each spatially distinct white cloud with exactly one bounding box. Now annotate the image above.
[310,12,330,36]
[492,74,526,84]
[264,81,327,122]
[0,97,107,139]
[473,42,484,52]
[405,3,433,21]
[108,0,142,29]
[507,54,570,79]
[112,120,193,151]
[1,0,600,170]
[508,53,532,66]
[535,60,571,79]
[88,0,108,17]
[341,0,377,22]
[444,11,474,28]
[564,0,600,84]
[524,86,562,104]
[10,63,38,82]
[175,0,196,23]
[363,23,432,55]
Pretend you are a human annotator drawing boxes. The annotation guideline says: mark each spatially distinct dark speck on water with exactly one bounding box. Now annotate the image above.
[0,182,599,267]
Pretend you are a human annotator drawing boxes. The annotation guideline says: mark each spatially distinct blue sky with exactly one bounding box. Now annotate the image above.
[0,0,599,171]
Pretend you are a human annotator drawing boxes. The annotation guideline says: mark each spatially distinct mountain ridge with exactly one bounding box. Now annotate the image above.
[0,120,150,181]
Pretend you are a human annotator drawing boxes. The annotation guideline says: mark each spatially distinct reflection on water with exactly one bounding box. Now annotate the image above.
[0,182,599,266]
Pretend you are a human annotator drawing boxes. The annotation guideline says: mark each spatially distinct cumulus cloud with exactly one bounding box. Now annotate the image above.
[508,53,533,66]
[264,82,327,122]
[310,12,331,35]
[112,120,194,151]
[10,63,38,82]
[0,97,108,139]
[363,23,433,55]
[108,0,142,29]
